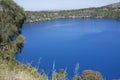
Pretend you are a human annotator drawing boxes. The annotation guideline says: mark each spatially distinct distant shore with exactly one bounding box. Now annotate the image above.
[26,6,120,23]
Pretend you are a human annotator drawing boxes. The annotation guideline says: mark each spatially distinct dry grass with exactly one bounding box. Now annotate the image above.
[0,58,48,80]
[0,68,48,80]
[0,70,37,80]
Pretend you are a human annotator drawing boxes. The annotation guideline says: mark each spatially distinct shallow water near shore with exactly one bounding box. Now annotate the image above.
[16,18,120,79]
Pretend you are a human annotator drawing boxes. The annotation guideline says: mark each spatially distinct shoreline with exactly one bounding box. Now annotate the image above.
[25,7,120,23]
[25,17,120,24]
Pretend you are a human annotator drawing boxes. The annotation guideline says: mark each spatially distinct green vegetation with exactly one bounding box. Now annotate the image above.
[26,3,120,23]
[0,0,120,80]
[0,0,48,80]
[0,0,26,58]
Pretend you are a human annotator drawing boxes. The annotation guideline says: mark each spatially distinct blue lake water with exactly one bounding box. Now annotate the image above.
[16,18,120,79]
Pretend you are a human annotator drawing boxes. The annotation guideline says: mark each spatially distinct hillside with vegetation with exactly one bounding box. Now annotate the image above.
[103,2,120,8]
[0,0,120,80]
[0,0,48,80]
[26,2,120,23]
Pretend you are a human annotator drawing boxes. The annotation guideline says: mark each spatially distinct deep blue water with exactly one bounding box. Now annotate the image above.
[16,18,120,79]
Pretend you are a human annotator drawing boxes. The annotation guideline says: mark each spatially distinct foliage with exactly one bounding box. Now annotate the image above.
[0,0,26,58]
[81,70,103,80]
[52,69,67,80]
[26,6,120,23]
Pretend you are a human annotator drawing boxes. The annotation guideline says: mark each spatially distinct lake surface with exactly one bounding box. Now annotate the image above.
[16,18,120,79]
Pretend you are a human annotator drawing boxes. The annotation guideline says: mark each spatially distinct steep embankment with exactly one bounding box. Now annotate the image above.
[0,0,47,80]
[26,2,120,23]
